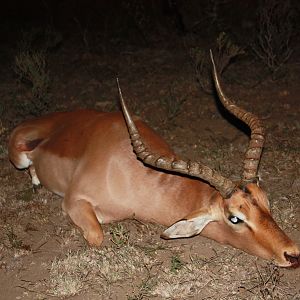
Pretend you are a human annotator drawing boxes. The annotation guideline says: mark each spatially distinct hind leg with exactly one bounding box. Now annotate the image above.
[62,198,104,246]
[29,165,41,186]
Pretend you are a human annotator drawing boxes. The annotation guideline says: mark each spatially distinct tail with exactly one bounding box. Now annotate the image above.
[9,126,45,169]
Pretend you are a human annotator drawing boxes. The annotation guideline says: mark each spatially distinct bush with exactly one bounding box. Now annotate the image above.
[13,27,61,116]
[190,32,244,93]
[252,0,294,75]
[14,50,50,115]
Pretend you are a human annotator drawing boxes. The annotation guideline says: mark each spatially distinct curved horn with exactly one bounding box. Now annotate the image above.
[116,78,236,198]
[210,50,265,183]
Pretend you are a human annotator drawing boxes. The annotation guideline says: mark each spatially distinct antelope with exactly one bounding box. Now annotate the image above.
[9,52,299,268]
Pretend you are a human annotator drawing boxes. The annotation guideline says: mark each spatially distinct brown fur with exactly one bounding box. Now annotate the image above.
[8,109,300,268]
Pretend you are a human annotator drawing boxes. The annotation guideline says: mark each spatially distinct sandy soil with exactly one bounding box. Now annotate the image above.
[0,43,299,300]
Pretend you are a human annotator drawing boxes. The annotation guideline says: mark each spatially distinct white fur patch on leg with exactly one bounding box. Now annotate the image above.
[16,152,32,169]
[29,166,40,186]
[31,174,40,186]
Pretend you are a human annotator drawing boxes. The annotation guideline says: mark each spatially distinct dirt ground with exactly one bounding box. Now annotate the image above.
[0,20,300,300]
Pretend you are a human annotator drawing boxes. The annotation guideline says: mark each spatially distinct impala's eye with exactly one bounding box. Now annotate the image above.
[229,215,244,224]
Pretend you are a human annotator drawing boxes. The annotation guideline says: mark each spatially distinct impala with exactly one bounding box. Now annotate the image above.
[9,52,299,268]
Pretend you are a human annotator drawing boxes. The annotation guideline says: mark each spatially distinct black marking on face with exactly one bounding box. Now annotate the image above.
[243,186,251,194]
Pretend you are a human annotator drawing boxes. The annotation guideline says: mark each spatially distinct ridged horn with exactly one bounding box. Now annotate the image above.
[116,78,236,198]
[210,50,265,183]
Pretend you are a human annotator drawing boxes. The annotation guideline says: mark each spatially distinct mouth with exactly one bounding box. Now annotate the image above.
[283,252,300,268]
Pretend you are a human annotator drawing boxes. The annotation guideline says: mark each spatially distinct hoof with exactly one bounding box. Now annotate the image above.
[84,231,104,247]
[32,184,42,193]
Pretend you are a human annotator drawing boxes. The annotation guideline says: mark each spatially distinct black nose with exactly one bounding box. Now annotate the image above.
[284,252,300,268]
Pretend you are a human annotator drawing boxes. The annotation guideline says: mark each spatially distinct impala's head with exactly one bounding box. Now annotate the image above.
[208,183,299,267]
[117,51,299,267]
[160,182,300,268]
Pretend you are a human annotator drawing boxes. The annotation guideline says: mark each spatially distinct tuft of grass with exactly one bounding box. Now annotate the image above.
[214,32,245,74]
[127,272,157,300]
[49,252,89,297]
[109,223,130,247]
[151,263,211,298]
[170,255,184,273]
[7,228,23,249]
[6,228,31,251]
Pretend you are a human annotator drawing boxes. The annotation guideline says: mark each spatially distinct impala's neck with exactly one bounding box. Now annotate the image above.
[134,171,217,226]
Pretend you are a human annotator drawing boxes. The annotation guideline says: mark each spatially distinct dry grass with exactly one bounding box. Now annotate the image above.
[20,242,290,300]
[47,245,159,298]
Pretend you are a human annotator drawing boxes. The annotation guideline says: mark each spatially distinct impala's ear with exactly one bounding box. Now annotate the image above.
[161,211,214,239]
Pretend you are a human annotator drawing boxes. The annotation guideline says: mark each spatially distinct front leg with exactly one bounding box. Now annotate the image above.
[62,198,104,246]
